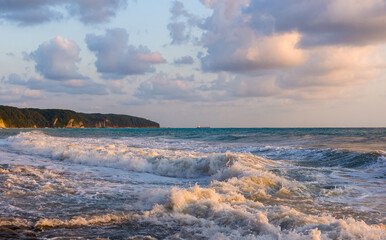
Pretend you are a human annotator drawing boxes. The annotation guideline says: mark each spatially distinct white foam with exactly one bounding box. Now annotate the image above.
[136,183,386,240]
[0,217,31,227]
[35,213,138,229]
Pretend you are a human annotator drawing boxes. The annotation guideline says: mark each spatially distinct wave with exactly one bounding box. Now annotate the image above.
[7,131,283,180]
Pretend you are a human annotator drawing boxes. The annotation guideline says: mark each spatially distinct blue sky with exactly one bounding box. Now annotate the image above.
[1,0,385,127]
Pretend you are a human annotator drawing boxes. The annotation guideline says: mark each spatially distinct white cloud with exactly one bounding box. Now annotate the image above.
[30,36,84,80]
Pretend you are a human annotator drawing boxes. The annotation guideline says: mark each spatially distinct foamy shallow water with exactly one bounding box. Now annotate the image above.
[0,128,385,239]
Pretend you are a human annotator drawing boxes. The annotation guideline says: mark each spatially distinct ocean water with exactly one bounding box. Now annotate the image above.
[0,128,385,240]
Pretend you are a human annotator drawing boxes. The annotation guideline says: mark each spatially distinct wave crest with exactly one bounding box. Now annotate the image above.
[8,132,280,179]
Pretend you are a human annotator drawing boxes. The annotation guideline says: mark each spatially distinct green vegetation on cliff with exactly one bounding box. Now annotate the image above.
[0,105,160,128]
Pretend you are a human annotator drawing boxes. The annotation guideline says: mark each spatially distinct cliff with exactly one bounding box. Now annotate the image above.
[0,105,159,129]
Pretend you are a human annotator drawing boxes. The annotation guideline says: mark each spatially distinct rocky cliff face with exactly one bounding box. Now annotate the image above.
[66,119,84,128]
[0,118,6,128]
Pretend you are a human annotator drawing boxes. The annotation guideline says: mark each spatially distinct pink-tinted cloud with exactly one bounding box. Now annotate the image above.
[201,31,305,72]
[277,45,384,89]
[23,89,42,99]
[137,53,166,63]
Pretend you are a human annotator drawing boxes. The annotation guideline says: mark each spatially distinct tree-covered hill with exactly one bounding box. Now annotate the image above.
[0,105,160,128]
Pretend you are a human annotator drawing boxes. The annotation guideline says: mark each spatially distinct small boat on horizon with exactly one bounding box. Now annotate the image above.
[197,126,210,128]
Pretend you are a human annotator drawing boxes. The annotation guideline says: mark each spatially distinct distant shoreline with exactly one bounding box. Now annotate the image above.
[0,105,160,129]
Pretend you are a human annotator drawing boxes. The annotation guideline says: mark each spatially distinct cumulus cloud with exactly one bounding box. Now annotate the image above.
[198,1,304,72]
[0,0,127,25]
[174,56,194,65]
[135,73,199,101]
[86,28,166,79]
[201,31,305,72]
[30,36,84,80]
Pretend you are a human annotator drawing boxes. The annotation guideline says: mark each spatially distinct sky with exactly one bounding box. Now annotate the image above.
[0,0,385,127]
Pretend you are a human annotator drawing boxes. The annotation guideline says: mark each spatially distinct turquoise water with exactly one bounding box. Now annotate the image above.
[0,128,385,239]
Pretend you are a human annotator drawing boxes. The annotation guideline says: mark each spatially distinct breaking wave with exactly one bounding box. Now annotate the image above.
[8,131,384,178]
[7,131,283,179]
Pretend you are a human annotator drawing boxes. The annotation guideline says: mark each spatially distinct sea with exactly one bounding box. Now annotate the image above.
[0,128,385,240]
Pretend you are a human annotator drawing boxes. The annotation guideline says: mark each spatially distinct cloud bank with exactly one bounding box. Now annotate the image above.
[194,0,386,99]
